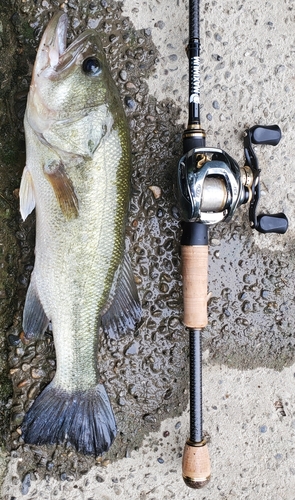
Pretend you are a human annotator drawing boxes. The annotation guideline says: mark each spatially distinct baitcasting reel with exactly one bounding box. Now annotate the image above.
[177,124,288,234]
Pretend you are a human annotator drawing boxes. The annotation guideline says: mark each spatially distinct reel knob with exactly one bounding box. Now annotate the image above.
[245,124,288,235]
[256,213,288,234]
[250,125,281,146]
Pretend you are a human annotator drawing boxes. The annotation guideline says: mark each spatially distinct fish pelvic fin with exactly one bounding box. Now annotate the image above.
[23,274,49,339]
[44,159,79,220]
[19,166,36,221]
[22,383,117,456]
[101,252,142,340]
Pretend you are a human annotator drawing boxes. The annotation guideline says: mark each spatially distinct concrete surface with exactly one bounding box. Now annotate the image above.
[3,359,295,499]
[2,0,295,499]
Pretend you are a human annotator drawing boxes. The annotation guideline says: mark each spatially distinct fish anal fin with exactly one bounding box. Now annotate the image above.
[44,160,79,220]
[23,275,49,339]
[101,253,142,340]
[19,166,36,221]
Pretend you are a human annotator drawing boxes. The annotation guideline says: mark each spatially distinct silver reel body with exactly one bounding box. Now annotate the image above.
[177,147,247,224]
[176,125,288,234]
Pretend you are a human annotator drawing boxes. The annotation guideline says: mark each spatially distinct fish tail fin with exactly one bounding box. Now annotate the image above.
[21,383,117,455]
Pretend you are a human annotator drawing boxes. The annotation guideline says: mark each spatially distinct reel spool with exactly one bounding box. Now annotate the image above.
[177,147,244,224]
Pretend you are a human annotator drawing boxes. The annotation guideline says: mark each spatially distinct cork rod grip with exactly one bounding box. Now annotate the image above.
[182,439,211,489]
[181,245,208,329]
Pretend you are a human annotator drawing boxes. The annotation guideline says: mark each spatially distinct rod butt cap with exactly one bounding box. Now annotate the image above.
[182,439,211,489]
[183,475,211,489]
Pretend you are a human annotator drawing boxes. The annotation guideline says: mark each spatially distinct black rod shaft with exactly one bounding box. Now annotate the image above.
[189,0,200,39]
[189,328,202,443]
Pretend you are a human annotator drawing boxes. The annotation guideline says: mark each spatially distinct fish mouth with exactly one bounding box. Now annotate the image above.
[47,12,68,68]
[34,12,69,76]
[27,12,106,131]
[33,12,102,79]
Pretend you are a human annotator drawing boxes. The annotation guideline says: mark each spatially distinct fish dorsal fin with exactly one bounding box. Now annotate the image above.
[19,166,36,221]
[101,253,142,340]
[44,160,79,220]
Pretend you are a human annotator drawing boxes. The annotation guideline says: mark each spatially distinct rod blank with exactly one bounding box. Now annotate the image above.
[189,329,202,443]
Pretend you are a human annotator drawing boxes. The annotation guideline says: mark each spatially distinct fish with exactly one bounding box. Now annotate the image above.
[19,12,141,456]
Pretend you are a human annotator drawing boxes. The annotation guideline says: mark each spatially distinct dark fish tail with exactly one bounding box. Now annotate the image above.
[21,383,117,455]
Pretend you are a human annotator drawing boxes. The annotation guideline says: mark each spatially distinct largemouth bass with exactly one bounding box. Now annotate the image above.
[19,12,141,455]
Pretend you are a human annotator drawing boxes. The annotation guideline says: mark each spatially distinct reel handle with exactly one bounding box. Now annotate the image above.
[256,213,288,234]
[245,124,288,235]
[249,124,281,146]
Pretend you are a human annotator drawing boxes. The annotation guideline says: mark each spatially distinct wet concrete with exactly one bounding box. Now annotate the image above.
[0,0,295,497]
[208,216,295,370]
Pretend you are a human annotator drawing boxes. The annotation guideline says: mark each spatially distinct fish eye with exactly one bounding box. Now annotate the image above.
[82,57,101,76]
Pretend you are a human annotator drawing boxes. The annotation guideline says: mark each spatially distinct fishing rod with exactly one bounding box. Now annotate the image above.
[176,0,288,489]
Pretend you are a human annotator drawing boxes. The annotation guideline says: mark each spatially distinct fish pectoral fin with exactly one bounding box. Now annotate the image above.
[101,253,142,339]
[19,166,36,221]
[23,274,49,339]
[44,160,79,220]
